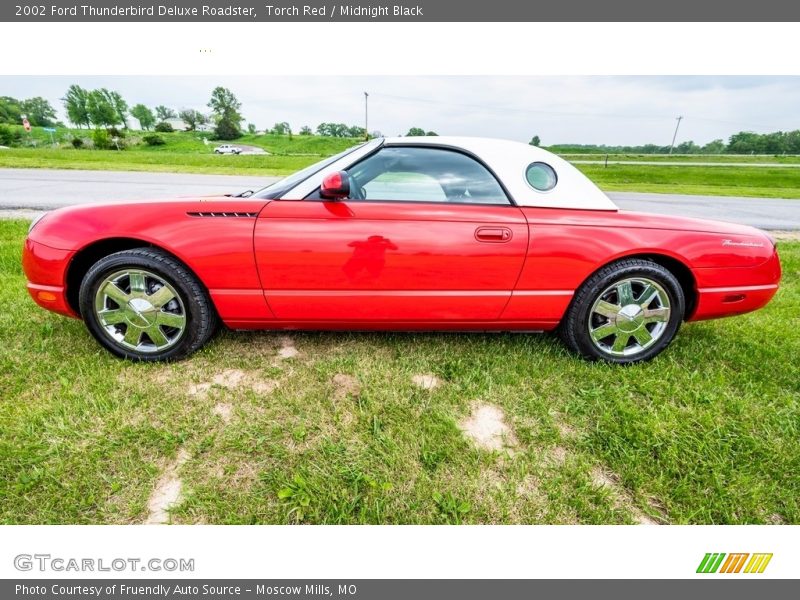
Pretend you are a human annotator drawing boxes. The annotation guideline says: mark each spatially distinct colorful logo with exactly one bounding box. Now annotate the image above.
[697,553,773,574]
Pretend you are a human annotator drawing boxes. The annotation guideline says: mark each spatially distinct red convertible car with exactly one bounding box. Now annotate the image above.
[23,137,781,363]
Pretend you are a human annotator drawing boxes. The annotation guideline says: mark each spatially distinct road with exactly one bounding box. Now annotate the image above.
[1,168,799,230]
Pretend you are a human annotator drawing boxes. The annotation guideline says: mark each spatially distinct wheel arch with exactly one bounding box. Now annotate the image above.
[578,251,698,320]
[65,237,211,317]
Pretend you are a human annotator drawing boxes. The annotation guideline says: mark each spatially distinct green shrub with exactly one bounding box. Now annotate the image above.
[142,134,166,146]
[154,121,174,133]
[92,129,111,149]
[71,137,84,148]
[106,127,125,139]
[0,124,22,147]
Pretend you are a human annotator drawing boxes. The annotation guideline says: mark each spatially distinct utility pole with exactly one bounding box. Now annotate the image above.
[669,116,683,155]
[364,92,369,141]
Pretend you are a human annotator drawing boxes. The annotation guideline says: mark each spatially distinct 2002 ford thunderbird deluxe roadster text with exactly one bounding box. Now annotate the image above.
[22,137,781,363]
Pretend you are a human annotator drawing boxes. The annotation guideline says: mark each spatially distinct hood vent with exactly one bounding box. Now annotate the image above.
[187,211,259,218]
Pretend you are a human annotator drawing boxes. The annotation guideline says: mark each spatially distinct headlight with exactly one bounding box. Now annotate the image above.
[28,212,48,234]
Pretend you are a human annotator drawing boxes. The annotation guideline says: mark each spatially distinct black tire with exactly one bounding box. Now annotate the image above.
[78,248,218,361]
[559,258,685,364]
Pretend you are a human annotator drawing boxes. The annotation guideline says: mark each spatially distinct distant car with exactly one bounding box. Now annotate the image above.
[23,137,781,363]
[214,144,241,155]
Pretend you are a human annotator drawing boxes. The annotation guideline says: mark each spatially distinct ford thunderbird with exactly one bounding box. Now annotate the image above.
[22,137,781,363]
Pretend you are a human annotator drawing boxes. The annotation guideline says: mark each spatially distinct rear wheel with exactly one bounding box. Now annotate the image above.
[559,259,685,364]
[79,248,217,361]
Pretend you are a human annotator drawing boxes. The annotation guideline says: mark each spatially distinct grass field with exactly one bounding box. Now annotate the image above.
[0,129,356,176]
[560,153,800,164]
[576,164,800,199]
[0,148,318,176]
[0,219,798,525]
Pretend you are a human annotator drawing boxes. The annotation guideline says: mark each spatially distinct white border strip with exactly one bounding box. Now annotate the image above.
[1,23,800,75]
[2,525,798,579]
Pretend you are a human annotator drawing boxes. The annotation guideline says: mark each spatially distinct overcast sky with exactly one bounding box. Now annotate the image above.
[3,76,799,146]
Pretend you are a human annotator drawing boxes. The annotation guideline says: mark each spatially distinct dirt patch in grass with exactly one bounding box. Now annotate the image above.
[459,404,518,452]
[412,374,441,390]
[145,448,190,525]
[548,445,568,466]
[332,373,361,400]
[213,369,246,388]
[277,336,299,360]
[591,466,666,525]
[188,368,280,398]
[213,403,233,423]
[251,379,280,395]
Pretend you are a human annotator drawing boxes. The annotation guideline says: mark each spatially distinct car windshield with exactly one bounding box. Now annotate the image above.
[250,142,370,199]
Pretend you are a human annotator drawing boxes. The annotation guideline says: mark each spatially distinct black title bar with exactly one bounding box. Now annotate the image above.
[4,0,800,22]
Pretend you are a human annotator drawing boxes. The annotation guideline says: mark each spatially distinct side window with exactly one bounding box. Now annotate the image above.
[346,147,510,205]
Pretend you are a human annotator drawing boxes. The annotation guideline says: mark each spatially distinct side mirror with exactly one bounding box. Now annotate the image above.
[320,171,350,200]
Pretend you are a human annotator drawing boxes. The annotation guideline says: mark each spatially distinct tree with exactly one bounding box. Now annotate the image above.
[406,127,426,136]
[214,117,241,140]
[105,90,129,128]
[316,122,353,137]
[62,85,91,129]
[247,123,257,134]
[347,126,366,138]
[701,139,725,154]
[20,97,57,127]
[0,96,23,125]
[425,131,438,136]
[299,126,312,135]
[155,105,177,121]
[87,89,119,128]
[529,135,541,147]
[271,121,291,135]
[131,104,156,130]
[207,86,242,124]
[154,121,174,133]
[179,109,207,131]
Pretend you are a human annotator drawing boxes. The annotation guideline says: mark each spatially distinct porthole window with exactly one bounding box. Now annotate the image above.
[525,162,557,192]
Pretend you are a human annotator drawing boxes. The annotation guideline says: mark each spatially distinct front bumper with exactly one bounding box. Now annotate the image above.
[22,238,78,318]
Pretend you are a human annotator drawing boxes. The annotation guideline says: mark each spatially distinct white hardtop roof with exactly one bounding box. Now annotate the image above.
[381,136,617,210]
[281,136,617,211]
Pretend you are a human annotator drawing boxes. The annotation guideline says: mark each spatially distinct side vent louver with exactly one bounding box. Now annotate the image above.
[186,211,259,218]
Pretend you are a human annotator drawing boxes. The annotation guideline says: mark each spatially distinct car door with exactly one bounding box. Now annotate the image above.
[253,145,528,322]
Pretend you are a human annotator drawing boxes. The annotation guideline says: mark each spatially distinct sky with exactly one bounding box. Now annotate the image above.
[2,76,799,146]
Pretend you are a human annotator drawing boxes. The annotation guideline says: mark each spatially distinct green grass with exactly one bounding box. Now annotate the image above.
[577,164,800,198]
[0,148,319,176]
[560,153,800,164]
[1,220,798,524]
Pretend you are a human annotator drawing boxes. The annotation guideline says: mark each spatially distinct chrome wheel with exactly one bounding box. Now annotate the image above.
[588,277,671,357]
[93,269,186,353]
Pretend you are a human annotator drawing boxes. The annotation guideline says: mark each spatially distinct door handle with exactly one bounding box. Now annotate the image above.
[475,227,512,243]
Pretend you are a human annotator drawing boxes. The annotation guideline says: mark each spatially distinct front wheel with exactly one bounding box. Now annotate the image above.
[559,259,685,364]
[79,248,218,361]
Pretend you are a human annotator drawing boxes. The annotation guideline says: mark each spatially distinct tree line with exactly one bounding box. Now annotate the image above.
[0,87,373,141]
[546,131,800,155]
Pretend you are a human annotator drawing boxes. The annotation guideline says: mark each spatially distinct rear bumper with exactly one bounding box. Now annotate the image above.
[690,247,781,321]
[22,238,78,318]
[691,283,779,321]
